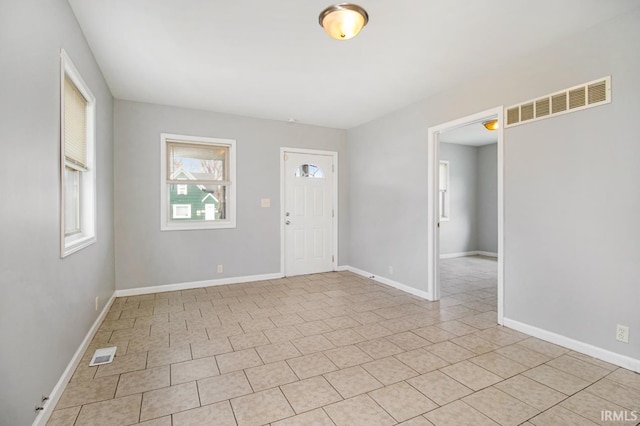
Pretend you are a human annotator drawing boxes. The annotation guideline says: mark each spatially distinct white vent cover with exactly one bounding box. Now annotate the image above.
[505,76,610,128]
[89,346,117,366]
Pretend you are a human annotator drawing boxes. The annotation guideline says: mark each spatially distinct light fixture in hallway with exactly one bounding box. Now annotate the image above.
[483,119,499,131]
[319,3,369,40]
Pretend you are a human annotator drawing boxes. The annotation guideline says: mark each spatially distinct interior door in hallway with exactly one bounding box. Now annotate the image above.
[283,151,335,276]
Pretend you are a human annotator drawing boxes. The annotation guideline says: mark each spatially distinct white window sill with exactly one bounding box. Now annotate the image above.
[161,221,236,231]
[62,234,96,257]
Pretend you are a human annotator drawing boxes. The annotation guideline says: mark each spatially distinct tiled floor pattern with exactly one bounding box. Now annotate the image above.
[48,256,640,425]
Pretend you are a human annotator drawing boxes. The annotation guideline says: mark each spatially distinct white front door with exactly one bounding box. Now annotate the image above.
[283,151,335,276]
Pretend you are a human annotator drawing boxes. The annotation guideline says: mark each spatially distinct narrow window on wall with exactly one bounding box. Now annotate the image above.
[60,50,97,257]
[160,134,236,230]
[439,160,450,221]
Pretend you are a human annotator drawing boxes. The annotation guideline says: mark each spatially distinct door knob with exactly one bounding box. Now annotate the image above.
[285,220,291,225]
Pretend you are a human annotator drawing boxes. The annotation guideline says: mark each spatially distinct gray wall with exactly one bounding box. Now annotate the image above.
[439,143,478,254]
[0,1,115,425]
[439,142,498,255]
[348,8,640,360]
[114,101,348,289]
[477,143,498,253]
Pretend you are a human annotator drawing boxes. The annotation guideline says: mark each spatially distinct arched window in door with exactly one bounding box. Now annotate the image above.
[294,164,325,178]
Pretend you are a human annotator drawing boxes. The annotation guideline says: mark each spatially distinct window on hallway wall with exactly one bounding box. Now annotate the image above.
[439,160,450,221]
[60,49,97,257]
[160,133,236,230]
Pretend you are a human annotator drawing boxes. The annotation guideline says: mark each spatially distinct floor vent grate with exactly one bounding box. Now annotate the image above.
[89,347,117,366]
[505,76,610,128]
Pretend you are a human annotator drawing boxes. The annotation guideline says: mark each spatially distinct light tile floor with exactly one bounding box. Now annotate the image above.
[48,256,640,425]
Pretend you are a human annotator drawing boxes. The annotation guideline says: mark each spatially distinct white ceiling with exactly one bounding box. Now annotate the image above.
[68,1,638,129]
[440,121,498,147]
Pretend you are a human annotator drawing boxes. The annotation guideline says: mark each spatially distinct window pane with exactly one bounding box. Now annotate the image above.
[64,76,88,168]
[169,184,227,221]
[439,163,448,191]
[295,164,325,178]
[168,142,227,181]
[64,167,81,235]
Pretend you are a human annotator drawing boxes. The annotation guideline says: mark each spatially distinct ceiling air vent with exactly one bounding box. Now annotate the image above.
[504,76,610,128]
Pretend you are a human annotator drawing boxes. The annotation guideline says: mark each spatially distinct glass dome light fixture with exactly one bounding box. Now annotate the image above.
[319,3,369,40]
[483,119,499,131]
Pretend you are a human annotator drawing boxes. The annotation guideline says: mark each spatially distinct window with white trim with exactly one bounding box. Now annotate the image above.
[60,50,96,257]
[439,160,450,221]
[160,134,236,230]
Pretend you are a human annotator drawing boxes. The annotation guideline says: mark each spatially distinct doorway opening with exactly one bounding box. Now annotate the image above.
[427,107,504,324]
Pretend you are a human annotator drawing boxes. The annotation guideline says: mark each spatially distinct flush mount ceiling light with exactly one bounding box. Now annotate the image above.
[319,3,369,40]
[483,119,499,131]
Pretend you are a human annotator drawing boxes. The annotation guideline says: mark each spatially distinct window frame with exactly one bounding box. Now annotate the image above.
[60,49,97,257]
[160,133,236,231]
[439,160,450,222]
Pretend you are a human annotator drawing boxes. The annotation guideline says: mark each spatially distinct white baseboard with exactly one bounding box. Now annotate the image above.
[503,317,640,373]
[114,272,284,297]
[477,251,498,258]
[35,271,283,424]
[440,251,478,259]
[343,265,433,301]
[440,250,498,259]
[33,293,117,426]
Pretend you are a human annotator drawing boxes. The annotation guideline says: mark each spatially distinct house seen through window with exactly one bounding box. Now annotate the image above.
[161,134,236,230]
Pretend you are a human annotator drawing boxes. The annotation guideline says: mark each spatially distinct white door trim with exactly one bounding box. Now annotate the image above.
[427,106,505,324]
[280,147,338,276]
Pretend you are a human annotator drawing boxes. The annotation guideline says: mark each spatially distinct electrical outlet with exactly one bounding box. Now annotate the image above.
[388,265,394,274]
[217,265,223,274]
[616,324,629,343]
[95,296,99,311]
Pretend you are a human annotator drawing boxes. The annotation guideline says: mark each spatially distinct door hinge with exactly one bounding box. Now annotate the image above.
[332,255,335,262]
[332,209,334,218]
[284,153,288,161]
[332,164,335,172]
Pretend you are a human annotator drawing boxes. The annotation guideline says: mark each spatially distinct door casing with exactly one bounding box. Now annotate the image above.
[280,147,338,276]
